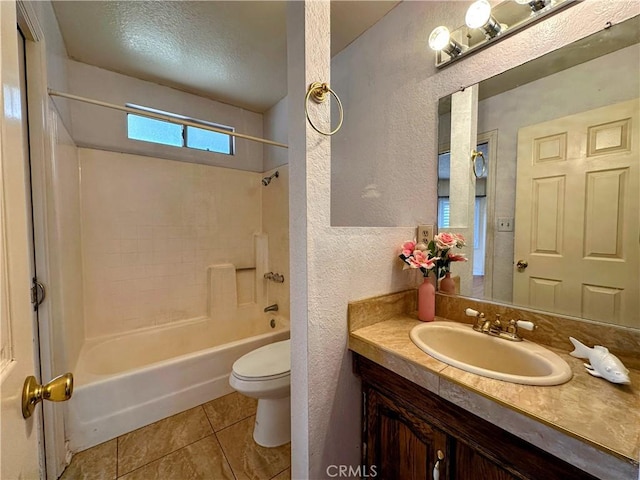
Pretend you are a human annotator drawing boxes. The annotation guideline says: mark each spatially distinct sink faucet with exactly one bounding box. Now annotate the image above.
[465,308,536,342]
[264,303,279,313]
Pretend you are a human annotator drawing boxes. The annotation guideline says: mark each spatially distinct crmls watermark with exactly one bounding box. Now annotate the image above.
[326,465,378,478]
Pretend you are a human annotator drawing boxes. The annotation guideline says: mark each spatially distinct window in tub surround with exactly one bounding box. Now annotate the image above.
[126,105,234,155]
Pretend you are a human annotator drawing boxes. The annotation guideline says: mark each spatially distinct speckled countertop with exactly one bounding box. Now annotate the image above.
[349,314,640,479]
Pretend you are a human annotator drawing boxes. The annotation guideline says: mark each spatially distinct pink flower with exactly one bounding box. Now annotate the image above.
[453,234,466,248]
[447,252,467,262]
[411,250,437,270]
[401,241,416,257]
[435,232,457,250]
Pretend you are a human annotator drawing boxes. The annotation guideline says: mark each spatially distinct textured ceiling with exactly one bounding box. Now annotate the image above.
[52,1,399,113]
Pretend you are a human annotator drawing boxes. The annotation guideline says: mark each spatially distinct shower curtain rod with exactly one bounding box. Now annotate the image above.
[47,89,289,149]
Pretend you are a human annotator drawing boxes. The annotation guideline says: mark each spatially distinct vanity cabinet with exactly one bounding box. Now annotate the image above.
[355,354,596,480]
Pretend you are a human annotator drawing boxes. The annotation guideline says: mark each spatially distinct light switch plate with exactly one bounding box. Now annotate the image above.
[497,217,514,232]
[417,225,435,246]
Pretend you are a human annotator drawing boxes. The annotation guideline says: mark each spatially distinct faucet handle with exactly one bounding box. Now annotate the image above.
[516,320,536,331]
[465,308,482,318]
[467,308,486,332]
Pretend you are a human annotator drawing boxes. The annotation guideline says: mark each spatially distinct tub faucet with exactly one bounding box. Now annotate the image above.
[264,304,279,313]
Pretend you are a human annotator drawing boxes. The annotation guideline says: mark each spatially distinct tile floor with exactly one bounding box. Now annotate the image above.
[60,392,291,480]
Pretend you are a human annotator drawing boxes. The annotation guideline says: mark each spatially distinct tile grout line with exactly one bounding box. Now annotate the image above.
[200,404,240,479]
[116,406,214,478]
[200,399,252,480]
[212,412,256,435]
[269,465,290,480]
[115,431,218,480]
[200,393,258,435]
[212,431,239,480]
[115,436,119,480]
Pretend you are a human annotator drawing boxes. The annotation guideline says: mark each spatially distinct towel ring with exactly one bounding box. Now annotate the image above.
[471,150,487,178]
[305,82,344,136]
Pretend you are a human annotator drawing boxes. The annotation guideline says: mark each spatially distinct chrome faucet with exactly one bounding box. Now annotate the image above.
[264,303,279,313]
[465,308,536,342]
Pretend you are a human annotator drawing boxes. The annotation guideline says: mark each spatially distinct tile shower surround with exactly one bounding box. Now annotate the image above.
[79,148,263,338]
[60,392,291,480]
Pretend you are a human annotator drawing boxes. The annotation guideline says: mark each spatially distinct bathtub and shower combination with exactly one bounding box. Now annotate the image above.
[67,313,289,452]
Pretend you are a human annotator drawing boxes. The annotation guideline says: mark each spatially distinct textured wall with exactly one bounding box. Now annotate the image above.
[263,95,289,171]
[79,148,262,338]
[66,60,264,172]
[330,0,640,227]
[288,2,419,478]
[292,0,640,477]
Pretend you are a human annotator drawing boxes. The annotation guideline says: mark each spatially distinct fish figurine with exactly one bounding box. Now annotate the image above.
[569,337,630,385]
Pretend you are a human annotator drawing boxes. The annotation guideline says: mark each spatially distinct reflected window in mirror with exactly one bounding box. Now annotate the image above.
[438,137,494,299]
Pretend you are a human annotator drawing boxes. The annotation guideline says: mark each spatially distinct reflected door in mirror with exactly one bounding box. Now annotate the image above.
[513,99,639,327]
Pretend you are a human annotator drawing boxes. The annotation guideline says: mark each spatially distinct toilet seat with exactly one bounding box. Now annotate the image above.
[232,339,290,380]
[232,371,290,382]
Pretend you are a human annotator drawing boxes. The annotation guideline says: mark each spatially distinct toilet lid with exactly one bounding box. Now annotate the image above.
[232,339,290,379]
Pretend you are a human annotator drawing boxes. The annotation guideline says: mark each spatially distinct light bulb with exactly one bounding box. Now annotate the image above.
[429,26,451,51]
[515,0,548,11]
[465,0,492,29]
[428,26,463,58]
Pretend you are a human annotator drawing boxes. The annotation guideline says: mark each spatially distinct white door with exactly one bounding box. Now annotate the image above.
[514,99,639,327]
[0,2,43,479]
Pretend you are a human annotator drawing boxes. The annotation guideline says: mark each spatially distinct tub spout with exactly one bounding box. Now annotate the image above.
[264,304,279,313]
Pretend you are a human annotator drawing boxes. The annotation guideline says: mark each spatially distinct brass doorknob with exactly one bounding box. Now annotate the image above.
[22,373,73,419]
[516,260,528,271]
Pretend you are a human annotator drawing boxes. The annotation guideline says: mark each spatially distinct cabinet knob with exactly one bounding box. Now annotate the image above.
[433,450,445,480]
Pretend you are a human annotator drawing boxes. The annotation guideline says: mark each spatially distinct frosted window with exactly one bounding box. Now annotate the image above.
[127,114,183,147]
[186,126,233,154]
[127,111,234,156]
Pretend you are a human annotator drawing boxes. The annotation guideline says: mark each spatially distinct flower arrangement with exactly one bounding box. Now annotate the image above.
[399,232,467,278]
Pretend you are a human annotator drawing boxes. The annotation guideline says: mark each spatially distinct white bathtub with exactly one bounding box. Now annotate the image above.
[66,315,289,452]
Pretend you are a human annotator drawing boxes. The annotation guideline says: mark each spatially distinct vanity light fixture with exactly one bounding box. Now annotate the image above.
[428,26,463,58]
[432,0,576,68]
[515,0,549,12]
[465,0,504,38]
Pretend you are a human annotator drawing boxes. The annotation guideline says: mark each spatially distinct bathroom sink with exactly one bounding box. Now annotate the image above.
[410,321,572,386]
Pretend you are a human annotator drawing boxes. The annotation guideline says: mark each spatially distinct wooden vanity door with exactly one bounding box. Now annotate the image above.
[364,385,449,480]
[514,99,639,326]
[454,441,519,480]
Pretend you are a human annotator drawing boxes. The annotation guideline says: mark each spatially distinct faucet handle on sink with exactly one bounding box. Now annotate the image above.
[465,308,483,318]
[466,308,487,332]
[503,319,537,341]
[516,320,536,331]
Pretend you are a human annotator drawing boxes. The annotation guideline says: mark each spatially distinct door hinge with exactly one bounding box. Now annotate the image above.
[31,277,45,311]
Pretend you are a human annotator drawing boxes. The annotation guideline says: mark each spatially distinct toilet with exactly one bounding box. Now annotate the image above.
[229,339,291,447]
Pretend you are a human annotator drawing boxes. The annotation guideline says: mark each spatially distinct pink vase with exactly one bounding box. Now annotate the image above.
[418,276,435,322]
[439,272,456,295]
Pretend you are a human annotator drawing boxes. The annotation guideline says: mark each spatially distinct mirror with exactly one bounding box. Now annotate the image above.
[438,16,640,328]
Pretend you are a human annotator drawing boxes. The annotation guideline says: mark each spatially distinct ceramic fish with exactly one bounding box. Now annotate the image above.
[569,337,630,385]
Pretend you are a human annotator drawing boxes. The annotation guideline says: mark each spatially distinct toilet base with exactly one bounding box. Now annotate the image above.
[253,396,291,447]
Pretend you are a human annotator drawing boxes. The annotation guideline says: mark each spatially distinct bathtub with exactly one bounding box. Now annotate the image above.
[66,315,289,452]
